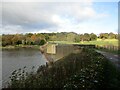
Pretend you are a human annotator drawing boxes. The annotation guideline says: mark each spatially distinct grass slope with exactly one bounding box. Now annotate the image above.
[6,48,120,89]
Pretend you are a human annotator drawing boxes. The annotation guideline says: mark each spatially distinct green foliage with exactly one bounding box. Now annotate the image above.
[83,33,90,41]
[99,33,117,39]
[2,34,14,46]
[2,32,118,47]
[25,33,33,37]
[6,48,120,89]
[66,32,76,42]
[74,35,80,42]
[39,39,46,45]
[99,33,109,39]
[109,32,116,39]
[90,33,97,41]
[2,33,46,46]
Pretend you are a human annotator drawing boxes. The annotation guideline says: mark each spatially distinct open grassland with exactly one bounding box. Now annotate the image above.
[79,39,118,46]
[49,39,118,46]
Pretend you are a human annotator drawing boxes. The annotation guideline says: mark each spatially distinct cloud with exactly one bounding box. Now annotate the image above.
[1,25,23,34]
[2,0,119,3]
[3,0,93,3]
[2,2,95,25]
[2,3,54,25]
[1,1,109,34]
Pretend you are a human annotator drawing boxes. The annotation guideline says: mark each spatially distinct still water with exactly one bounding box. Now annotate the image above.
[2,48,47,87]
[1,45,79,88]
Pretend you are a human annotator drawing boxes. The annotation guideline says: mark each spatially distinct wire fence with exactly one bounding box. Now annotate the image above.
[95,45,119,51]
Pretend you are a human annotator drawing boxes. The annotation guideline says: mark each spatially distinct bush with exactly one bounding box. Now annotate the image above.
[39,39,46,45]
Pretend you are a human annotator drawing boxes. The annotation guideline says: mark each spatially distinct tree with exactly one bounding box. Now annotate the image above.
[31,34,37,44]
[99,33,109,39]
[115,34,118,39]
[108,32,116,39]
[66,32,76,42]
[74,35,80,42]
[90,33,97,41]
[83,33,90,41]
[44,34,49,41]
[25,37,32,45]
[12,34,22,45]
[2,34,14,46]
[39,39,46,45]
[25,33,33,37]
[79,34,84,41]
[34,38,41,45]
[49,35,57,41]
[55,32,67,41]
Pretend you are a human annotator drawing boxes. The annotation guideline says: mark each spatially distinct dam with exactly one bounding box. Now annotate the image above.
[45,43,95,61]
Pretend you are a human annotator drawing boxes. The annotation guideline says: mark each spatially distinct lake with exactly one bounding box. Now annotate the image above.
[2,48,47,88]
[1,45,81,88]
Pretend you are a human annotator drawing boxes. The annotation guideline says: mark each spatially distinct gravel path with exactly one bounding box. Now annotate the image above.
[96,50,120,69]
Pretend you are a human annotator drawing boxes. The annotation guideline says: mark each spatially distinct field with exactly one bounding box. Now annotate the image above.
[49,39,118,46]
[49,39,119,54]
[79,39,118,46]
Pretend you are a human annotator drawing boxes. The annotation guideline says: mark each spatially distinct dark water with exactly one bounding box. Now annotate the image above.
[2,48,47,87]
[1,45,81,88]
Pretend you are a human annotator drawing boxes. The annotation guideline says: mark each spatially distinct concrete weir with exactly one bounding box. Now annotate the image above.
[39,43,57,65]
[46,44,57,54]
[40,43,96,63]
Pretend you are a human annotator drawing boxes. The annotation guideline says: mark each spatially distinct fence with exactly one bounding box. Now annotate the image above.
[95,45,119,51]
[74,44,95,48]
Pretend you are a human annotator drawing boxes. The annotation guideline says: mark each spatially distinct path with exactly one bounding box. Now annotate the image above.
[96,50,120,69]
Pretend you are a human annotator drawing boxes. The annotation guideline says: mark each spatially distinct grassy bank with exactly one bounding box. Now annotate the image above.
[1,45,41,50]
[5,48,120,89]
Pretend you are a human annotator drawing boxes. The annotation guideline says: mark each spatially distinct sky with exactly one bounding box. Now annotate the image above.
[0,0,119,34]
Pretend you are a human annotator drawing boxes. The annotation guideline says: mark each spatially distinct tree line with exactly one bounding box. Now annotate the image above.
[1,32,118,46]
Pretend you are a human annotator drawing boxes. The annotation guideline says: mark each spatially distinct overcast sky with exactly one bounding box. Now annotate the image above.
[1,0,119,34]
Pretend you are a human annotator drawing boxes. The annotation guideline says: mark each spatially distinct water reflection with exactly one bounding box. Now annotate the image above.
[2,48,47,87]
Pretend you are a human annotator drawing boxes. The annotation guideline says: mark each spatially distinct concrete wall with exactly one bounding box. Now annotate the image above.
[47,44,56,54]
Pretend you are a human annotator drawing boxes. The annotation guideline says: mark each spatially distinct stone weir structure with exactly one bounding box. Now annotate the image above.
[40,43,95,63]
